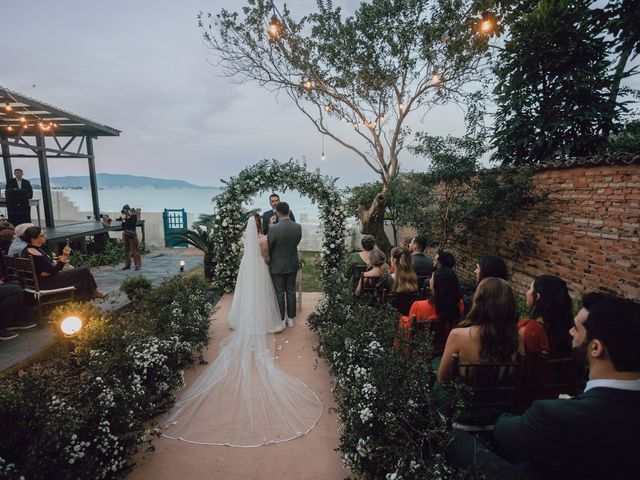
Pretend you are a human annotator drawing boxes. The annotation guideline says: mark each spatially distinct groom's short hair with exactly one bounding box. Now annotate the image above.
[275,202,290,216]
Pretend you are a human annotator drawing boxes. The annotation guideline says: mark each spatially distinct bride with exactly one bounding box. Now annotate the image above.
[162,214,323,447]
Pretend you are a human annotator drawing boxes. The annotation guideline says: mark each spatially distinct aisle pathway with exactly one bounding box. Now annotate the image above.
[128,292,346,480]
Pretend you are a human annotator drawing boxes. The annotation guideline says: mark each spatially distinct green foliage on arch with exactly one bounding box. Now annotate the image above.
[211,159,347,292]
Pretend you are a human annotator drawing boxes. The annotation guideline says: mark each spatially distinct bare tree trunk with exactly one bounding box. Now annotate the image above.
[359,191,392,255]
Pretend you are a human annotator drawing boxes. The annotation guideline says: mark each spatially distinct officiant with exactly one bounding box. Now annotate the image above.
[262,193,295,234]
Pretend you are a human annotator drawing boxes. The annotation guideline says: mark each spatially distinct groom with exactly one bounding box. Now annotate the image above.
[268,201,301,328]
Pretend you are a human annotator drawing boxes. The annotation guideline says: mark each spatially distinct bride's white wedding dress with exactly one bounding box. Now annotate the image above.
[162,219,322,447]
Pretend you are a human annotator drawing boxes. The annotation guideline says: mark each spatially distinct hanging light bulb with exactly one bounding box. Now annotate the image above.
[431,71,443,84]
[19,116,26,123]
[321,136,326,161]
[479,12,494,34]
[399,102,405,113]
[6,125,14,132]
[4,101,12,112]
[268,14,282,39]
[302,79,314,91]
[323,104,331,112]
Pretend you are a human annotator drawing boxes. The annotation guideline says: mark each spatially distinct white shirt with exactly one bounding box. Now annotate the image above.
[584,378,640,392]
[16,179,22,189]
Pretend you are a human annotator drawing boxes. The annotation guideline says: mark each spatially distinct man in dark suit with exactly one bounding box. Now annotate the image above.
[447,292,640,479]
[268,202,301,328]
[262,193,295,235]
[409,234,433,278]
[6,168,33,199]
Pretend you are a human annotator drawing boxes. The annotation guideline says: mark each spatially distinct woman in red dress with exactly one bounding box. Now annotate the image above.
[518,274,573,356]
[395,268,463,349]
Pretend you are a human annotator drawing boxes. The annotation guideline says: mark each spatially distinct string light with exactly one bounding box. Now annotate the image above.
[431,71,443,84]
[399,102,405,113]
[321,135,326,161]
[4,101,12,112]
[268,14,282,39]
[479,12,494,34]
[302,79,314,91]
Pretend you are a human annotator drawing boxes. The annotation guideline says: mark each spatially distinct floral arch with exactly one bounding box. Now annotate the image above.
[210,159,347,292]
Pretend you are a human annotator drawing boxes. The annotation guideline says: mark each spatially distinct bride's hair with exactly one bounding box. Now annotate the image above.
[253,213,262,233]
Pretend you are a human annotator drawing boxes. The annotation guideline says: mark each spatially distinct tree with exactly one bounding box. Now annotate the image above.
[199,0,494,252]
[402,133,538,248]
[492,0,614,164]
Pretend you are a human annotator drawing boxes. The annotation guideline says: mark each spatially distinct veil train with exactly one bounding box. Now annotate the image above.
[162,218,322,447]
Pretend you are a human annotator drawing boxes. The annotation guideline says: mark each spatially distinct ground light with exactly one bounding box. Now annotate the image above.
[179,259,185,273]
[59,315,83,338]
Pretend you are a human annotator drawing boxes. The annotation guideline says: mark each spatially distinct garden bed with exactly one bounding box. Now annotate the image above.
[0,276,217,479]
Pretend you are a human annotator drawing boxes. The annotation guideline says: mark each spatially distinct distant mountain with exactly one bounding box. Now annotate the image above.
[28,173,215,189]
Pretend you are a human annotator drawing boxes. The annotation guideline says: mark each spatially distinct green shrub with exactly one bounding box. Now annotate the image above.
[68,240,125,269]
[309,288,468,479]
[120,275,153,302]
[0,275,215,480]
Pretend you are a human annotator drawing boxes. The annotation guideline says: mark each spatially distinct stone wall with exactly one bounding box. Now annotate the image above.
[408,162,640,300]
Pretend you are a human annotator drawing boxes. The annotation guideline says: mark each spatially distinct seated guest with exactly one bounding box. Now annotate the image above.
[0,259,35,339]
[463,254,509,313]
[355,249,392,297]
[8,223,34,257]
[438,277,522,384]
[0,220,15,232]
[447,293,640,479]
[345,234,376,289]
[475,255,508,282]
[409,234,434,278]
[519,275,573,356]
[434,250,455,270]
[21,226,104,301]
[389,247,418,294]
[395,268,464,348]
[0,228,14,255]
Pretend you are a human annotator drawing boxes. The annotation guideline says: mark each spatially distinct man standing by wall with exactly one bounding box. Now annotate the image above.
[6,169,33,199]
[120,204,141,271]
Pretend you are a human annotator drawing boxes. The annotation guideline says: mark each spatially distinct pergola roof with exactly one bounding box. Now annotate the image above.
[0,85,120,137]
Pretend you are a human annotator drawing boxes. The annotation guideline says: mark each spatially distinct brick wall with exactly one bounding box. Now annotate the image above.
[413,163,640,300]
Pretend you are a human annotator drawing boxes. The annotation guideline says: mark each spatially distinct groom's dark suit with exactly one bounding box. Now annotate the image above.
[268,218,301,320]
[447,386,640,479]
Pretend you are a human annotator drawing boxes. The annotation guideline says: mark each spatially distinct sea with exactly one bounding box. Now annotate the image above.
[59,188,324,223]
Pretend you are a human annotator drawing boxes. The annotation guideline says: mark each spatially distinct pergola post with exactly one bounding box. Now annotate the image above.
[36,134,55,227]
[1,134,12,185]
[86,136,100,220]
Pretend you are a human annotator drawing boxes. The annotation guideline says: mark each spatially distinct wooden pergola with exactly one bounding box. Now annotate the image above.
[0,85,120,228]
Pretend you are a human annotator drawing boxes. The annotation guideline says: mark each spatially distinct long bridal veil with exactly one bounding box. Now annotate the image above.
[162,218,323,447]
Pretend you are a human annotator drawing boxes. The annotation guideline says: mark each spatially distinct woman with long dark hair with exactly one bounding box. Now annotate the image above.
[475,255,509,282]
[20,226,104,301]
[438,277,522,383]
[395,268,463,348]
[519,275,573,355]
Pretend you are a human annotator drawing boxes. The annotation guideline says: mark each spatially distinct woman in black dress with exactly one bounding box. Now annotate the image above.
[21,226,104,301]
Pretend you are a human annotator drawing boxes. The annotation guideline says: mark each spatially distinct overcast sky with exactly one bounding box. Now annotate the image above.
[1,0,474,188]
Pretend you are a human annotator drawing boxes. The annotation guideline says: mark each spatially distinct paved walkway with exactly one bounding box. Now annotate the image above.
[128,292,346,480]
[0,247,204,373]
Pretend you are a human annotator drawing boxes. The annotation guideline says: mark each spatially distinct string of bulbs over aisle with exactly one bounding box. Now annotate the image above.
[266,6,496,161]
